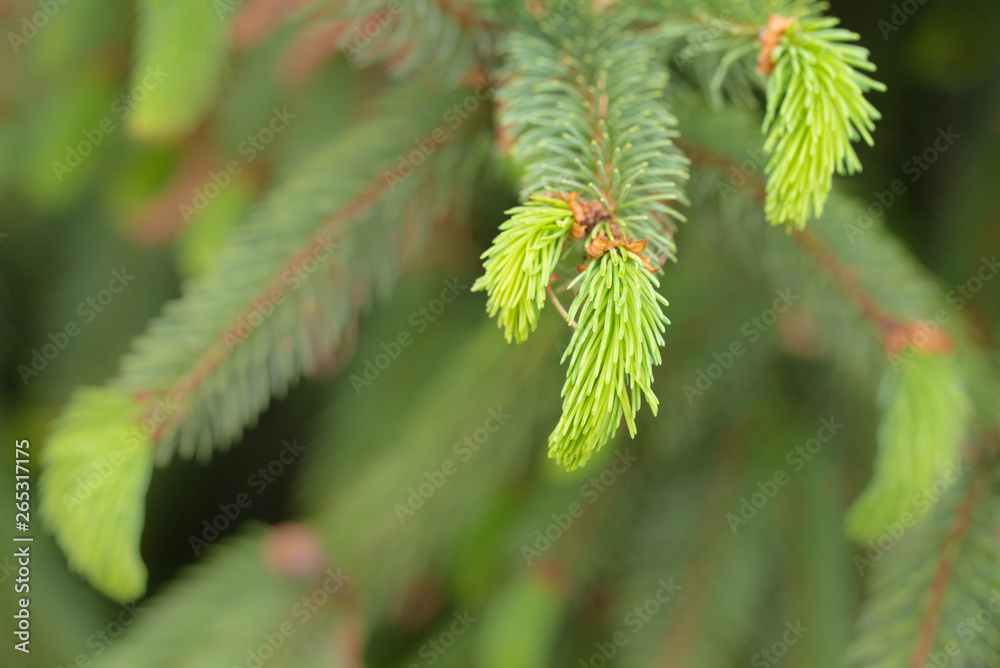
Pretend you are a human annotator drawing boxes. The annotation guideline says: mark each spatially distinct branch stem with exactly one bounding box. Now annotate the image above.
[547,285,577,328]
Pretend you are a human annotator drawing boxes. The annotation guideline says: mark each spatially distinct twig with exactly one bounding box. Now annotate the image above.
[679,140,954,354]
[547,285,577,328]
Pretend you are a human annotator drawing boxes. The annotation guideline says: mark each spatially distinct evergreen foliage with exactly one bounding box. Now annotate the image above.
[128,0,231,139]
[761,14,886,228]
[485,10,688,465]
[847,468,1000,667]
[4,0,999,665]
[40,85,489,597]
[472,195,574,343]
[497,16,689,259]
[39,388,153,602]
[846,352,972,541]
[549,248,669,470]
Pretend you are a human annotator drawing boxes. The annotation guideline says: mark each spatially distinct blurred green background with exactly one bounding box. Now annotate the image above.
[1,1,999,667]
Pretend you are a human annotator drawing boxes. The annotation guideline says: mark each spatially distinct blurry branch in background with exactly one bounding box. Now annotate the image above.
[41,84,491,600]
[8,0,998,665]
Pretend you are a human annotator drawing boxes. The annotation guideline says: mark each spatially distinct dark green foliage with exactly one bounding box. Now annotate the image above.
[2,0,999,666]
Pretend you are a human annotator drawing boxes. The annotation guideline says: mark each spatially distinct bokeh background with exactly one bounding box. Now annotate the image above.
[1,1,999,667]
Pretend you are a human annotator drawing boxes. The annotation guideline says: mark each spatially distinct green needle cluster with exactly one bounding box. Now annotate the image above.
[548,248,669,470]
[472,195,574,344]
[846,352,971,540]
[762,16,886,229]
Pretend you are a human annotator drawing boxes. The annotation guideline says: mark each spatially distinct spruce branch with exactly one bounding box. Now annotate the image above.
[847,465,1000,668]
[681,139,945,353]
[760,14,886,229]
[906,474,989,668]
[679,132,981,534]
[548,248,669,470]
[479,11,688,468]
[845,353,972,541]
[328,0,491,85]
[653,8,762,108]
[40,86,489,599]
[472,195,574,343]
[497,15,689,259]
[39,388,154,602]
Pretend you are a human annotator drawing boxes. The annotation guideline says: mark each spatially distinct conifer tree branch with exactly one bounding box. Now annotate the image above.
[40,85,491,600]
[680,132,978,542]
[680,140,947,351]
[651,6,886,229]
[547,248,670,470]
[497,14,689,257]
[323,0,492,85]
[134,177,388,450]
[118,87,487,462]
[847,460,1000,667]
[759,14,886,229]
[907,470,988,668]
[478,10,689,469]
[792,229,954,354]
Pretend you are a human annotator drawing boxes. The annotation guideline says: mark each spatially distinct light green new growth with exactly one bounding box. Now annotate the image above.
[548,248,669,470]
[40,87,487,600]
[127,0,230,140]
[846,352,971,541]
[472,195,574,344]
[762,16,885,229]
[39,387,154,602]
[480,13,688,469]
